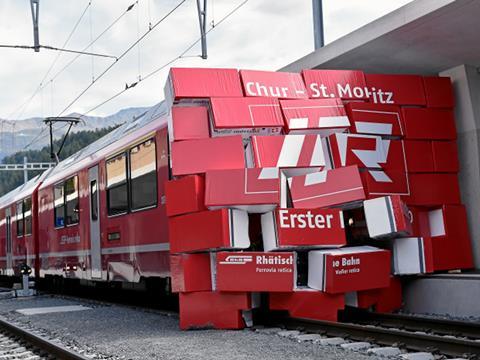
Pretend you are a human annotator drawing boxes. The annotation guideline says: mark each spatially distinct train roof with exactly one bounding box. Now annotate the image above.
[39,101,168,189]
[0,167,54,209]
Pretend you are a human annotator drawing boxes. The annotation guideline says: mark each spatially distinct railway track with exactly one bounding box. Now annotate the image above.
[268,311,480,359]
[344,309,480,340]
[0,317,90,360]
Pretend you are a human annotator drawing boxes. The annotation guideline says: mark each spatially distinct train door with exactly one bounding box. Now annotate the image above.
[88,166,102,279]
[5,208,12,274]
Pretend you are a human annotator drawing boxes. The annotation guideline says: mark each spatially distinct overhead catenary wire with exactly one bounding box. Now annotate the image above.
[0,44,116,59]
[79,0,250,118]
[7,0,93,121]
[22,0,249,151]
[50,2,137,85]
[56,0,188,118]
[6,1,138,123]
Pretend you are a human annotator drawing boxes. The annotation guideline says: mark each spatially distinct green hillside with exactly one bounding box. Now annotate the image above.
[0,127,117,196]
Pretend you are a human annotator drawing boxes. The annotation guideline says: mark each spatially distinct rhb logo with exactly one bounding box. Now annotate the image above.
[219,255,253,265]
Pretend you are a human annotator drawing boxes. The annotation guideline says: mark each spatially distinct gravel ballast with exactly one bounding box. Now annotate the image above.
[0,295,387,360]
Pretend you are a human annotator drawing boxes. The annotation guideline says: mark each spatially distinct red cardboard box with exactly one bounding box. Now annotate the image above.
[308,246,391,294]
[432,141,459,173]
[423,76,455,108]
[249,134,326,172]
[301,69,367,100]
[171,136,245,176]
[328,134,406,171]
[170,253,212,293]
[361,168,410,197]
[346,277,402,313]
[164,67,243,105]
[392,237,434,275]
[279,98,350,134]
[205,168,279,213]
[346,102,404,137]
[329,133,382,169]
[214,252,296,292]
[165,175,206,217]
[364,74,426,106]
[240,69,308,99]
[210,97,284,137]
[285,166,366,209]
[428,205,474,271]
[408,206,431,237]
[404,140,435,173]
[363,195,412,238]
[179,292,252,330]
[170,106,210,141]
[404,173,461,205]
[401,108,457,140]
[168,209,250,253]
[261,208,346,251]
[270,290,344,322]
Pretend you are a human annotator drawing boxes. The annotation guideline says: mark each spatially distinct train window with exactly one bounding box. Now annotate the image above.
[130,139,157,210]
[65,176,79,226]
[106,153,128,216]
[24,197,32,236]
[90,180,98,221]
[54,183,65,228]
[16,201,24,237]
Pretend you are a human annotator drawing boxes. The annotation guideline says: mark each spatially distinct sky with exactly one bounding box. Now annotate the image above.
[0,0,413,120]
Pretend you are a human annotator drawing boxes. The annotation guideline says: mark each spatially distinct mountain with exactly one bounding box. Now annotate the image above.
[0,127,118,196]
[0,106,151,160]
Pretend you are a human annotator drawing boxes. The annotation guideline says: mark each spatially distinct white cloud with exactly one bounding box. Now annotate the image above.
[0,0,412,119]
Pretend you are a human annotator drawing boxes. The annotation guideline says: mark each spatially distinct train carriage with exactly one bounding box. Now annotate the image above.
[1,103,172,287]
[0,171,50,277]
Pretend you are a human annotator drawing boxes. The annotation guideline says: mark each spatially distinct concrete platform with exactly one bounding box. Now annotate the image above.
[16,305,91,315]
[403,274,480,318]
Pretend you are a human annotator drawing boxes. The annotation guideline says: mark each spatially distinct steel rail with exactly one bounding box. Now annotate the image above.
[275,317,480,358]
[0,317,90,360]
[344,309,480,340]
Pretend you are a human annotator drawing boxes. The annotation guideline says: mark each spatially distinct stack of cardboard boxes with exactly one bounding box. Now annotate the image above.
[164,67,473,330]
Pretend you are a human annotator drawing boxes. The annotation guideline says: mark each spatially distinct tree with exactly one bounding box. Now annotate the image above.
[0,127,117,196]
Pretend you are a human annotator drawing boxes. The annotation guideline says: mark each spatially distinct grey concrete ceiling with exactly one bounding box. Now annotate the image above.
[282,0,480,75]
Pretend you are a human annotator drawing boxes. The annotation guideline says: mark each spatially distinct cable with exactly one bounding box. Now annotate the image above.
[7,0,92,121]
[23,0,249,151]
[0,44,115,58]
[6,1,137,122]
[56,0,188,118]
[50,3,136,84]
[89,2,95,82]
[79,0,250,118]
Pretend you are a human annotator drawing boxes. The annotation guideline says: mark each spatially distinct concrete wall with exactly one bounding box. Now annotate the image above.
[441,65,480,268]
[403,276,480,317]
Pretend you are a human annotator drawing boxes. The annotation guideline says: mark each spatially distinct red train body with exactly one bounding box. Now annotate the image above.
[0,107,171,285]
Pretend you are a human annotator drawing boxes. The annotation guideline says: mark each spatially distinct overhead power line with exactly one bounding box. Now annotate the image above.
[56,0,188,118]
[7,1,138,123]
[0,44,117,58]
[79,0,250,118]
[23,0,249,152]
[7,0,92,121]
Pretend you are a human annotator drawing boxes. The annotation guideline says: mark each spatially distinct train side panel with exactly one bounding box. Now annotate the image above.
[0,208,6,274]
[38,127,170,283]
[38,169,90,279]
[98,128,170,282]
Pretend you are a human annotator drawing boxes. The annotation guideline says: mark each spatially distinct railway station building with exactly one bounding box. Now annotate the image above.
[282,0,480,316]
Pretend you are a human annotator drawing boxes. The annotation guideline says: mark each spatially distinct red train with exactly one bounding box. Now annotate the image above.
[0,104,172,288]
